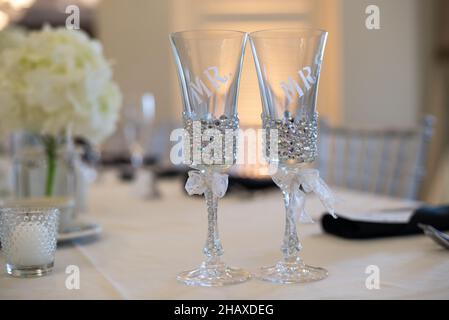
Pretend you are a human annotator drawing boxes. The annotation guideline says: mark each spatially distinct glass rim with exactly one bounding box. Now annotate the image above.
[0,197,74,210]
[170,29,247,40]
[0,207,60,216]
[249,27,328,39]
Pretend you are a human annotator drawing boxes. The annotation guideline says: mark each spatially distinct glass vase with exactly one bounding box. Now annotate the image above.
[11,131,77,232]
[0,140,12,199]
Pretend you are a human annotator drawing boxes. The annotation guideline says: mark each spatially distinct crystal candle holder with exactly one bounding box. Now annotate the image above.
[0,207,59,277]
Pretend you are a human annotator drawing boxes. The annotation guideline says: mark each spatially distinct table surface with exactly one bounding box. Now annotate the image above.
[1,172,448,300]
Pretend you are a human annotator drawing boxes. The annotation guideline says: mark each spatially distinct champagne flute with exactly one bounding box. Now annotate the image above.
[170,30,250,286]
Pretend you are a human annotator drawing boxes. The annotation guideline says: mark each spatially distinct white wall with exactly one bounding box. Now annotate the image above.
[95,0,426,146]
[95,0,173,153]
[96,0,172,121]
[340,0,423,128]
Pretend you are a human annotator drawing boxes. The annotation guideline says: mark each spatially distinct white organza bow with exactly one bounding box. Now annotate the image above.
[272,168,337,223]
[185,170,229,198]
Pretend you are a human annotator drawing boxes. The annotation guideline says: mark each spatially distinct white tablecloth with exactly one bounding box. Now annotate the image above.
[1,172,448,299]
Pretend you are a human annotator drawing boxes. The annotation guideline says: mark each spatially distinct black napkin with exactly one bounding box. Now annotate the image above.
[321,205,449,239]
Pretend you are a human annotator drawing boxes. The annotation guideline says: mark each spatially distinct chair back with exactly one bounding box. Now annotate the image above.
[317,115,435,199]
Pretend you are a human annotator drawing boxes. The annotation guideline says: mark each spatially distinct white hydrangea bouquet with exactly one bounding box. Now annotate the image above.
[0,26,122,196]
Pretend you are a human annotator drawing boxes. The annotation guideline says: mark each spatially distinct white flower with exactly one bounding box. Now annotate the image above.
[0,26,122,144]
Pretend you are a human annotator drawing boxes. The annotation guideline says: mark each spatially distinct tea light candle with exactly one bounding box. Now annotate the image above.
[8,224,54,266]
[0,207,58,277]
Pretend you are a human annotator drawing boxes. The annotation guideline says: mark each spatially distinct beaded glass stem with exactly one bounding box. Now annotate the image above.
[282,190,301,260]
[250,28,328,284]
[203,187,223,262]
[258,168,327,284]
[170,30,250,286]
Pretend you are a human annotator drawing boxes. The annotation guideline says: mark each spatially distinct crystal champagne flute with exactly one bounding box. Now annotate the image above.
[170,30,250,286]
[250,28,335,284]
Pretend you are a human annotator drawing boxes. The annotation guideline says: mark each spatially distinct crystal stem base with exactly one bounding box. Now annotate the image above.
[177,260,251,287]
[256,257,327,284]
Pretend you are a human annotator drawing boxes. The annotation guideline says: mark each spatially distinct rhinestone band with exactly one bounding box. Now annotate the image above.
[183,113,239,166]
[263,112,318,163]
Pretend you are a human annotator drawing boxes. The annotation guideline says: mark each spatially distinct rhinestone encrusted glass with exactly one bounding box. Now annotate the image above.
[183,112,239,166]
[263,112,318,163]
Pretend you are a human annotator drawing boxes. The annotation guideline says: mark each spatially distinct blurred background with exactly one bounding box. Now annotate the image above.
[2,0,448,202]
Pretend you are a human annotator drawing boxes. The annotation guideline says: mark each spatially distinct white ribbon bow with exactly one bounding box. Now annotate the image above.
[272,168,337,223]
[185,170,229,198]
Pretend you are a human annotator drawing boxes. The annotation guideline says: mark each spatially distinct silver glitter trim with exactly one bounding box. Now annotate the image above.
[183,113,239,166]
[263,112,318,163]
